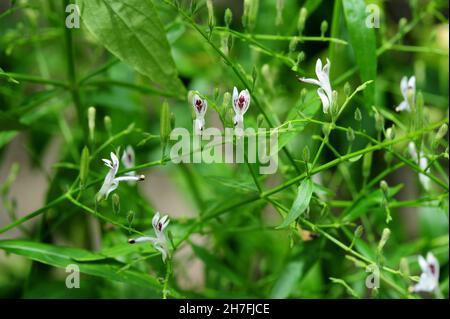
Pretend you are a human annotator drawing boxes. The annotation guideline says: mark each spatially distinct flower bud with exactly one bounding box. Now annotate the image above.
[354,225,364,238]
[79,146,90,187]
[127,210,135,228]
[160,100,171,157]
[242,0,259,31]
[104,116,112,136]
[224,8,232,27]
[437,123,448,140]
[398,18,407,32]
[206,0,215,28]
[374,111,384,131]
[362,144,372,180]
[297,7,307,35]
[380,180,389,198]
[344,82,351,97]
[88,106,96,142]
[300,88,307,103]
[377,228,391,252]
[385,126,395,140]
[112,193,120,215]
[289,36,299,52]
[276,0,284,27]
[302,146,310,163]
[320,20,328,37]
[346,127,355,142]
[354,108,362,121]
[322,123,332,137]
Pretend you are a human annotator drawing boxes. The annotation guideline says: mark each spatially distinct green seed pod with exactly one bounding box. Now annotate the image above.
[377,228,391,252]
[322,123,332,137]
[276,0,284,27]
[112,193,120,215]
[354,225,364,238]
[385,126,395,140]
[354,107,362,121]
[206,0,215,28]
[289,36,299,52]
[79,146,90,187]
[374,111,384,131]
[297,7,307,35]
[160,100,171,145]
[435,123,448,143]
[380,180,389,198]
[104,116,112,136]
[344,82,351,97]
[127,210,135,227]
[362,144,373,180]
[224,8,232,27]
[88,106,96,142]
[302,146,310,163]
[320,20,328,37]
[346,127,355,142]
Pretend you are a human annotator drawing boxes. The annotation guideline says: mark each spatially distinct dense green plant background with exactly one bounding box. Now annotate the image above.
[0,0,448,298]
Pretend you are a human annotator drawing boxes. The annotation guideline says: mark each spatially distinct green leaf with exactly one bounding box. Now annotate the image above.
[277,178,314,229]
[270,261,304,298]
[0,240,169,294]
[342,0,377,105]
[76,0,185,98]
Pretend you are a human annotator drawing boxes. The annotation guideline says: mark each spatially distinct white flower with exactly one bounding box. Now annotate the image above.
[232,87,251,129]
[128,212,171,262]
[396,76,416,112]
[121,145,137,184]
[192,93,208,135]
[412,252,440,293]
[408,142,431,190]
[298,58,333,114]
[96,152,144,201]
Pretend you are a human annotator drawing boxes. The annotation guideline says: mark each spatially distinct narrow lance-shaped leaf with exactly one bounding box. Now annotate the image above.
[342,0,377,106]
[277,178,313,229]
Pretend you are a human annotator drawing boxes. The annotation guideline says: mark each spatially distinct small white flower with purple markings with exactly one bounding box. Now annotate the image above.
[412,252,440,293]
[232,87,251,129]
[128,212,171,262]
[298,58,333,114]
[121,145,137,184]
[396,76,416,112]
[96,152,144,201]
[192,93,208,135]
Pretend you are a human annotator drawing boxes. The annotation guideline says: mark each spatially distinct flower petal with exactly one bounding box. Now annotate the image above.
[298,77,321,86]
[400,76,408,100]
[317,87,330,114]
[395,100,410,112]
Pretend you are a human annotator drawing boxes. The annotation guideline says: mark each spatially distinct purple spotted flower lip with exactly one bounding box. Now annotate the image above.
[412,252,440,293]
[298,58,333,114]
[97,151,144,201]
[128,212,170,262]
[192,93,208,135]
[396,76,416,112]
[232,86,251,129]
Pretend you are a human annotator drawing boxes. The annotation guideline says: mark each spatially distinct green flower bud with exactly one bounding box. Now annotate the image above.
[377,228,391,252]
[344,82,351,97]
[322,123,332,137]
[297,7,307,35]
[207,0,215,28]
[104,116,112,136]
[302,146,310,163]
[79,146,90,187]
[385,126,395,140]
[380,180,389,198]
[88,106,96,142]
[354,108,362,121]
[362,144,372,180]
[276,0,284,27]
[300,88,308,103]
[127,210,135,227]
[375,112,384,131]
[289,36,299,52]
[224,8,232,27]
[160,100,171,158]
[398,18,407,32]
[320,20,328,37]
[112,193,120,215]
[354,225,364,238]
[346,127,355,142]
